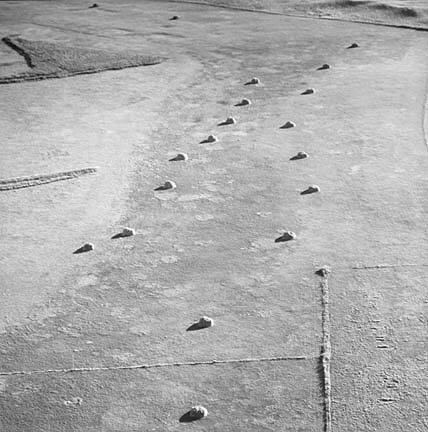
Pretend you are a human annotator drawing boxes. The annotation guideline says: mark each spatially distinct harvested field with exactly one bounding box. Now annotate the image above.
[0,0,427,431]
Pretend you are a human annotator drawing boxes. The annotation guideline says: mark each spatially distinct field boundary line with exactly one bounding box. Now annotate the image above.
[0,355,311,376]
[352,263,428,270]
[319,275,332,432]
[422,71,428,152]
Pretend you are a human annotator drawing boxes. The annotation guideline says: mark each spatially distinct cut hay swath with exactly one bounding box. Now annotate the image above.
[0,168,98,191]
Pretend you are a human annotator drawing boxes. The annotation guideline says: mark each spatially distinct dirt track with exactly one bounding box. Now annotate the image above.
[0,1,427,431]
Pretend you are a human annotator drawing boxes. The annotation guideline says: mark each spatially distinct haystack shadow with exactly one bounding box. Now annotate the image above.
[300,188,315,195]
[186,322,206,331]
[111,232,125,239]
[73,245,91,254]
[179,412,198,423]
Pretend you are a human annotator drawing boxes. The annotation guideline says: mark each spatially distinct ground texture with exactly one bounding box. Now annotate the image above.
[166,0,428,29]
[0,36,162,83]
[0,1,427,431]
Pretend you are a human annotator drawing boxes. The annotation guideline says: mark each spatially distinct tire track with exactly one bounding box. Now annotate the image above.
[0,355,310,376]
[0,167,98,191]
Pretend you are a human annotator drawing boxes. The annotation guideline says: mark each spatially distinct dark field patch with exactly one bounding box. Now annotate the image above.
[0,36,163,84]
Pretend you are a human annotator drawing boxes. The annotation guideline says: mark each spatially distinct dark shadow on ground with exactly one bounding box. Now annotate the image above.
[179,412,202,423]
[111,233,125,239]
[73,245,93,254]
[186,322,207,331]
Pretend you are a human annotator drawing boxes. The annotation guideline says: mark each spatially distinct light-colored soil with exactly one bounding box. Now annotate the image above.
[1,361,322,431]
[0,1,427,431]
[331,267,427,431]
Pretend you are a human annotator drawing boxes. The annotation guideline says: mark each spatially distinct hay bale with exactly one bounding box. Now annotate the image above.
[219,117,236,126]
[347,42,359,49]
[201,135,218,144]
[275,231,296,243]
[290,151,308,160]
[155,180,176,191]
[188,406,208,420]
[170,15,180,20]
[308,185,320,192]
[280,121,295,129]
[301,88,315,95]
[245,77,260,85]
[187,316,214,331]
[235,98,251,106]
[198,316,214,328]
[316,266,331,277]
[73,243,94,254]
[112,227,135,239]
[300,185,320,195]
[121,227,135,237]
[317,64,330,70]
[169,153,188,162]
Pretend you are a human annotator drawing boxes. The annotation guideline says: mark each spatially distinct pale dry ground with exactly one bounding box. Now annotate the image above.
[0,1,427,431]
